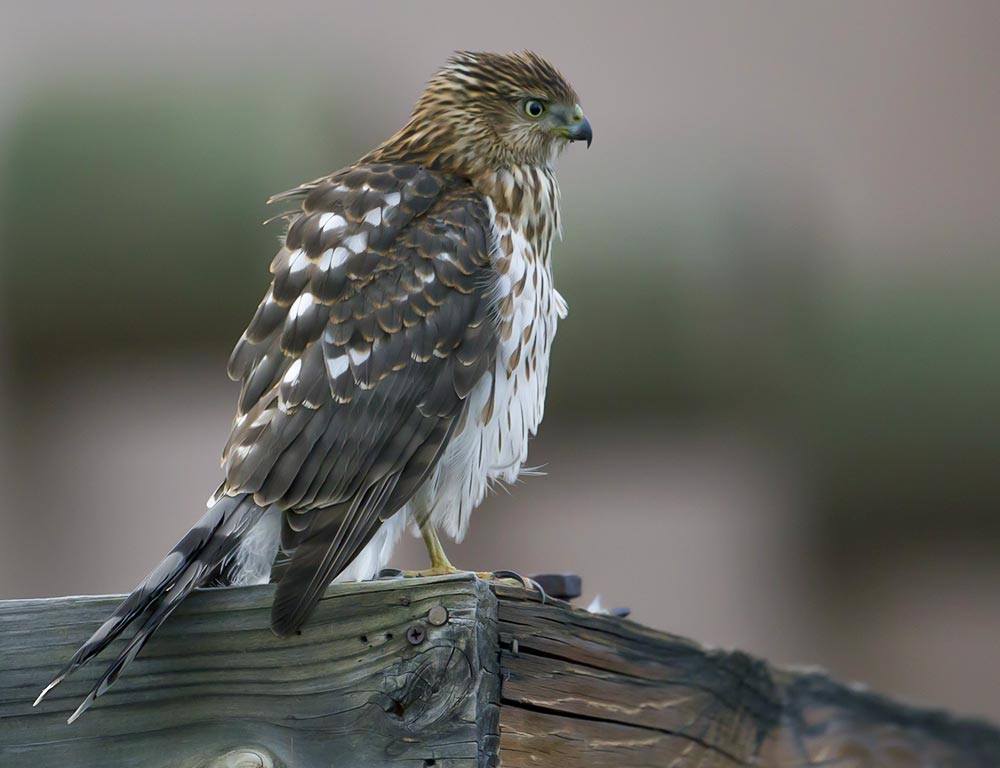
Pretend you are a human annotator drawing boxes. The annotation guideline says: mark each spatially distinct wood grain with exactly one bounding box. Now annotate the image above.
[2,575,998,767]
[494,586,1000,767]
[1,574,498,768]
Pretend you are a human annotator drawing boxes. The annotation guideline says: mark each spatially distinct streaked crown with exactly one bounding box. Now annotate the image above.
[370,51,589,177]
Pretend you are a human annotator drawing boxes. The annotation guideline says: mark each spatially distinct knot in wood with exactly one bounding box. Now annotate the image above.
[377,641,476,732]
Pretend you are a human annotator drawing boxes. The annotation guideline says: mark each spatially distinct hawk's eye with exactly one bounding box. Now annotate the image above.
[524,99,545,118]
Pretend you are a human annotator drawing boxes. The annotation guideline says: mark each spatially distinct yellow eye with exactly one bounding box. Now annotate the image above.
[524,99,545,118]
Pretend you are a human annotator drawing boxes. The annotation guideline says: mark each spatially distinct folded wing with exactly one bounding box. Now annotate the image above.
[223,163,497,634]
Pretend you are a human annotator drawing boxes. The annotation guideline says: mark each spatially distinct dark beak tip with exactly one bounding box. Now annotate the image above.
[566,116,593,148]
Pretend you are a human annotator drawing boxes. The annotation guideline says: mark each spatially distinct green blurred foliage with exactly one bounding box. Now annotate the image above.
[806,275,1000,550]
[3,87,347,363]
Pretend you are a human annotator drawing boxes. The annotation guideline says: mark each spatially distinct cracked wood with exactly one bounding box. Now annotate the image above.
[1,574,498,768]
[2,574,999,767]
[493,585,1000,767]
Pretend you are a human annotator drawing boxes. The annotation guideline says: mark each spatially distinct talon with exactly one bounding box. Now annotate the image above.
[490,569,528,588]
[478,569,549,603]
[525,577,549,605]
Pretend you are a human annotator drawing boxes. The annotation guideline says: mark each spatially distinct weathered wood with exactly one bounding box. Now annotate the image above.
[1,575,499,768]
[2,575,998,767]
[494,586,1000,767]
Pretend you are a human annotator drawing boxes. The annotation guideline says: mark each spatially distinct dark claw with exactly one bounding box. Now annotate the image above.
[378,568,404,579]
[489,570,548,604]
[525,577,549,605]
[490,569,528,588]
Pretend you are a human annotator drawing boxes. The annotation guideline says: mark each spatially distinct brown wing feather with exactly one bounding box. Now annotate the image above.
[221,163,496,634]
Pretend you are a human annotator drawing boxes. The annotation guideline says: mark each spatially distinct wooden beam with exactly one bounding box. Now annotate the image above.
[2,574,998,767]
[2,575,499,768]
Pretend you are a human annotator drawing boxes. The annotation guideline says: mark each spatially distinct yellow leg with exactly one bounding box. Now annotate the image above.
[416,519,460,576]
[402,523,541,599]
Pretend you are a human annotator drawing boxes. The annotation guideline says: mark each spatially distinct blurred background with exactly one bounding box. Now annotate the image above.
[2,0,999,721]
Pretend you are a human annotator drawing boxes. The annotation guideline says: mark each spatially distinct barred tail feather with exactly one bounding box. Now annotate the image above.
[34,494,266,723]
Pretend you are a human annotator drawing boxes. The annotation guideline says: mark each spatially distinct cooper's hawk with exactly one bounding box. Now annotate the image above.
[37,51,591,722]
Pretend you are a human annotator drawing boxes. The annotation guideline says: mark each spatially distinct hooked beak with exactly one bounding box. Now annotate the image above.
[566,115,593,148]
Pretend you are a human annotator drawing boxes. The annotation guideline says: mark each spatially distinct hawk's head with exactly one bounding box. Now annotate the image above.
[374,51,592,176]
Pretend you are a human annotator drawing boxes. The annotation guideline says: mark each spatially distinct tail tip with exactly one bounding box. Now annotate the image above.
[67,695,94,725]
[33,676,63,707]
[269,603,305,639]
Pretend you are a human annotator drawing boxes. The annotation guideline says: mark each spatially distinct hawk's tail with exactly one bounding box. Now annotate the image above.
[34,493,266,723]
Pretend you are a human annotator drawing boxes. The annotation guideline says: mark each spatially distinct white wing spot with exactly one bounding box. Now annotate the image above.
[344,232,368,254]
[287,248,309,273]
[326,354,349,378]
[318,246,351,271]
[290,292,316,318]
[349,346,371,365]
[282,358,302,385]
[363,207,382,226]
[384,192,401,207]
[319,213,347,233]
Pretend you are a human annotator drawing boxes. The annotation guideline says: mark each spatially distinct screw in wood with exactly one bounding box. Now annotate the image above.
[406,624,426,645]
[427,605,448,626]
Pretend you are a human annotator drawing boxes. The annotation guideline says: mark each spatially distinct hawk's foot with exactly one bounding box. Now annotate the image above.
[376,565,546,602]
[481,569,548,603]
[396,563,462,578]
[381,522,547,602]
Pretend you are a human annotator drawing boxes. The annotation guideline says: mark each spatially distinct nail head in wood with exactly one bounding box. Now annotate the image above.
[427,605,448,626]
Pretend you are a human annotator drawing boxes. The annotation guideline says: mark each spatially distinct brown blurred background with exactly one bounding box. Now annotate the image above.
[1,0,998,722]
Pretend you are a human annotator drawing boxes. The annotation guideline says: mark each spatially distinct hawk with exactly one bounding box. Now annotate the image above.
[37,51,591,722]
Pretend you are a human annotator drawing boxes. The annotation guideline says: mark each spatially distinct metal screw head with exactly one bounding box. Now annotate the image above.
[406,625,426,645]
[427,605,448,626]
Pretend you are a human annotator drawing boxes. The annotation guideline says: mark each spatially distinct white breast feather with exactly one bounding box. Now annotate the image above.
[426,191,564,542]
